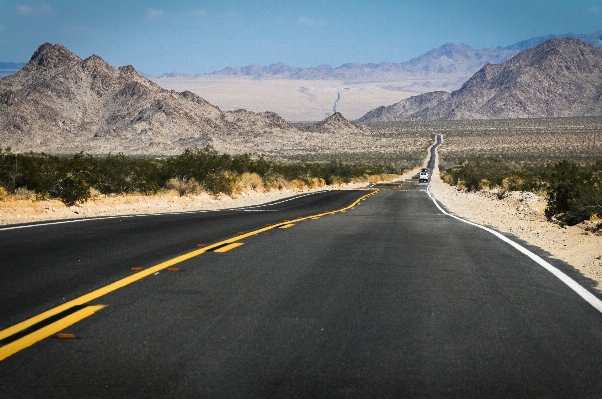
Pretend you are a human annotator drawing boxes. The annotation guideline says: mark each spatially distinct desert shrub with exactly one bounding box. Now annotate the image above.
[49,175,91,206]
[0,146,399,204]
[287,179,307,191]
[545,160,602,225]
[440,155,602,226]
[166,178,203,196]
[203,171,235,195]
[328,176,346,186]
[305,177,326,189]
[441,173,455,185]
[263,174,287,191]
[14,187,37,200]
[234,173,265,194]
[87,153,163,195]
[440,157,546,193]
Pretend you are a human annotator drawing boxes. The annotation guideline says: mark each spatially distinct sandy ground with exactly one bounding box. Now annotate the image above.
[428,151,602,292]
[152,76,420,121]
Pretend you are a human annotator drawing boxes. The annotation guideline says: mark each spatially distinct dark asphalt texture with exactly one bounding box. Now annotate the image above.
[2,180,602,397]
[0,190,366,331]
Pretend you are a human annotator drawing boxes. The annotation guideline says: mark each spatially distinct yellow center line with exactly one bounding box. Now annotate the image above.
[0,246,210,342]
[213,243,244,253]
[0,189,378,352]
[279,224,295,229]
[0,305,106,362]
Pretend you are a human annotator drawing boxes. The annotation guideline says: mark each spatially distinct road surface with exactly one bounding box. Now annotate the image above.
[2,152,602,397]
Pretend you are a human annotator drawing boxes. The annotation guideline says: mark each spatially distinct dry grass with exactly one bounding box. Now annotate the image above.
[233,173,266,194]
[165,178,204,196]
[350,173,400,184]
[0,186,8,201]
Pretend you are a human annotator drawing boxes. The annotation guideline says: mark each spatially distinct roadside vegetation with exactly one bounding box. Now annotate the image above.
[439,156,602,226]
[0,146,401,207]
[392,116,602,226]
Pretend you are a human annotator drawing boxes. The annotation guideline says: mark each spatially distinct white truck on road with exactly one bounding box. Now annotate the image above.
[419,168,429,183]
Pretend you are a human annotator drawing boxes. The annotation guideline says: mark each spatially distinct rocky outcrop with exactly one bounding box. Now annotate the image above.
[0,43,301,155]
[357,91,451,122]
[358,38,602,121]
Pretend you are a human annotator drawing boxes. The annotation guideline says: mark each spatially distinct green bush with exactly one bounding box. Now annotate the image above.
[439,155,602,226]
[545,160,602,225]
[50,175,91,206]
[0,146,398,206]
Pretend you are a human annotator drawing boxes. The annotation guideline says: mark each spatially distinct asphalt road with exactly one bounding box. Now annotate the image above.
[0,190,367,332]
[2,176,602,397]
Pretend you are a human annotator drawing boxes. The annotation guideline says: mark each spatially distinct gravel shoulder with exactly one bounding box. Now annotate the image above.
[428,151,602,293]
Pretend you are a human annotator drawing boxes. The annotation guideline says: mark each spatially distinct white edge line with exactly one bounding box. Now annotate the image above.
[427,184,602,314]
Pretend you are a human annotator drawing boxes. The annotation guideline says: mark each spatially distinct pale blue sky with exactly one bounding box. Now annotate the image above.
[1,0,601,76]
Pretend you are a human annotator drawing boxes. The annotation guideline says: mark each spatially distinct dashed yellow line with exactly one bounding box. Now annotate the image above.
[0,247,210,342]
[0,189,378,361]
[213,243,244,253]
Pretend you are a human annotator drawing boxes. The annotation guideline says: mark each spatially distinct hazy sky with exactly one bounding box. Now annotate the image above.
[1,0,601,76]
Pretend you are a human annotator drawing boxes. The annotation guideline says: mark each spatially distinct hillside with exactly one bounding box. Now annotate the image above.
[357,38,602,122]
[303,112,362,134]
[0,43,301,155]
[502,30,602,51]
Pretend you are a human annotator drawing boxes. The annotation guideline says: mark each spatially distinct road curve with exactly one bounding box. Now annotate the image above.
[2,153,602,397]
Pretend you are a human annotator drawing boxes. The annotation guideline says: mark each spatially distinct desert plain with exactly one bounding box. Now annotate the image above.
[153,75,427,122]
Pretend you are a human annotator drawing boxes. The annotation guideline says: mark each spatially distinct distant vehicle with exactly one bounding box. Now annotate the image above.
[419,169,429,183]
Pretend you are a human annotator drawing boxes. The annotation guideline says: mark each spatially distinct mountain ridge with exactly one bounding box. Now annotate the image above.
[0,43,302,155]
[155,31,602,82]
[357,38,602,121]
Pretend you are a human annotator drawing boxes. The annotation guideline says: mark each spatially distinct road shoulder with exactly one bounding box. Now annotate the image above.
[429,155,602,293]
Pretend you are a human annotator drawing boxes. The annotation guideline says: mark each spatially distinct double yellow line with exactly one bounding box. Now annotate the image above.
[0,190,377,361]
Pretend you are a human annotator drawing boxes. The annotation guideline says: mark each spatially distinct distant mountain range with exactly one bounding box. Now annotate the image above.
[357,38,602,121]
[2,31,601,85]
[156,31,602,83]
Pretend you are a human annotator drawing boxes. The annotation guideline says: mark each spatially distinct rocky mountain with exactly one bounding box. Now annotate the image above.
[502,30,602,51]
[358,91,451,122]
[0,43,301,155]
[160,43,517,83]
[357,38,602,122]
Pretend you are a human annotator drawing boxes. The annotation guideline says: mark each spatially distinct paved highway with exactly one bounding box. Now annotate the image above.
[2,155,602,397]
